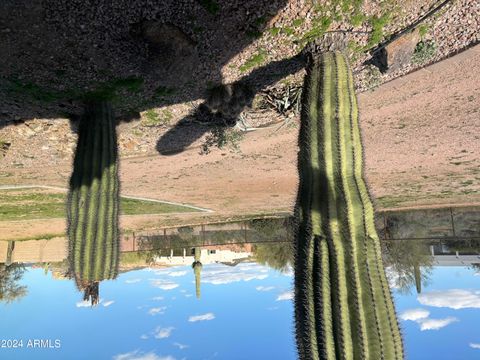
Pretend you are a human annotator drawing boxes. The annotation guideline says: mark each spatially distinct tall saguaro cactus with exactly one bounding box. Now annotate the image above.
[192,247,202,299]
[294,52,404,360]
[67,101,120,300]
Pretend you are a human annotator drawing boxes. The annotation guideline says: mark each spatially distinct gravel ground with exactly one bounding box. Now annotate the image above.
[358,0,480,91]
[0,0,478,166]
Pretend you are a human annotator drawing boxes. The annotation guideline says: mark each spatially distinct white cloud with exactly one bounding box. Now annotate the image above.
[113,350,175,360]
[470,343,480,349]
[150,279,179,291]
[158,284,178,290]
[153,268,188,277]
[201,263,269,285]
[256,286,275,292]
[400,308,458,331]
[140,335,149,340]
[417,317,458,331]
[282,266,293,277]
[168,271,187,277]
[418,289,480,309]
[188,313,215,322]
[148,306,167,316]
[184,294,193,298]
[399,308,430,321]
[125,279,142,284]
[152,296,164,301]
[103,300,115,307]
[384,267,402,289]
[154,326,174,339]
[276,290,293,301]
[76,299,103,307]
[76,300,92,308]
[173,342,189,350]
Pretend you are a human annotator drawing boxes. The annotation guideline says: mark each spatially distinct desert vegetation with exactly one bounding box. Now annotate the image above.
[383,240,433,294]
[293,52,403,359]
[0,263,27,304]
[252,241,293,273]
[0,188,199,221]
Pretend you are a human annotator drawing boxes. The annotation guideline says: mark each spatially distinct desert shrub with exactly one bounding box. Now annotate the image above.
[363,64,383,91]
[412,40,437,65]
[200,127,243,154]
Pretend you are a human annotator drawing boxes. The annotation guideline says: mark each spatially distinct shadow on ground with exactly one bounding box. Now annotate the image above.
[155,55,304,154]
[0,0,305,148]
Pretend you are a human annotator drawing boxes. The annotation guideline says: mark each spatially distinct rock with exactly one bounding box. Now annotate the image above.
[0,141,11,157]
[376,28,421,72]
[131,21,198,85]
[22,125,36,137]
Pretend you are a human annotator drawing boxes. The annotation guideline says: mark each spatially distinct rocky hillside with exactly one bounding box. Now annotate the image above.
[0,0,478,166]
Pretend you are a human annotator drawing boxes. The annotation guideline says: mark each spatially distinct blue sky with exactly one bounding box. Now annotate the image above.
[392,266,480,360]
[0,262,295,360]
[2,260,480,359]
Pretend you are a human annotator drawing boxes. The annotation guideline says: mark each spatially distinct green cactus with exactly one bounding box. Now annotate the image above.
[67,101,120,297]
[294,52,404,360]
[192,247,202,299]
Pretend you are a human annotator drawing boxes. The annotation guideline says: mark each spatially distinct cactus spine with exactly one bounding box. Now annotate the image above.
[294,52,404,360]
[67,101,120,295]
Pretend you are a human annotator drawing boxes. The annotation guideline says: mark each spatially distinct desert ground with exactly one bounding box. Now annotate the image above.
[1,44,479,240]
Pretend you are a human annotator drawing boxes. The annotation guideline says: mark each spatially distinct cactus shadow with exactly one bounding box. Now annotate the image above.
[156,54,305,155]
[0,0,295,129]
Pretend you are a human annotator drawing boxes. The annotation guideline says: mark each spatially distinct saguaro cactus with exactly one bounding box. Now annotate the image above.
[294,52,404,360]
[67,101,120,298]
[192,247,202,299]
